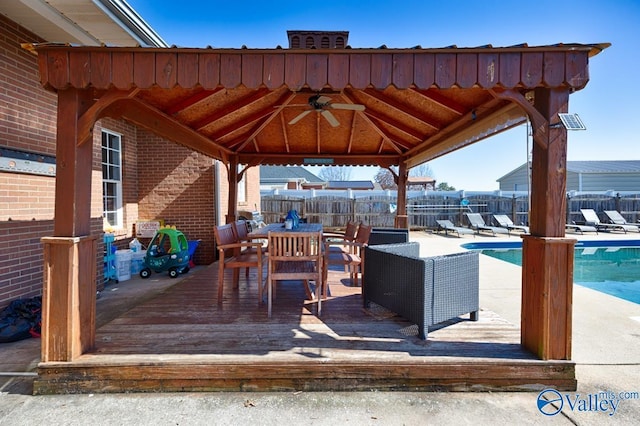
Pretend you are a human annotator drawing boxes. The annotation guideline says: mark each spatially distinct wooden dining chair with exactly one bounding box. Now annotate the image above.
[323,220,359,254]
[266,231,323,318]
[322,223,372,293]
[213,223,264,305]
[232,220,268,256]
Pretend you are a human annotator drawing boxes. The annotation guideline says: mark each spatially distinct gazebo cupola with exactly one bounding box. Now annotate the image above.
[287,30,349,49]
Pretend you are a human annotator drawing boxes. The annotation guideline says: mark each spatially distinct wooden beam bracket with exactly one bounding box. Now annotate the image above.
[489,89,549,149]
[77,89,139,147]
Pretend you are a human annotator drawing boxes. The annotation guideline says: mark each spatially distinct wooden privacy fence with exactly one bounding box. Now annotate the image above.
[260,191,640,230]
[261,194,396,228]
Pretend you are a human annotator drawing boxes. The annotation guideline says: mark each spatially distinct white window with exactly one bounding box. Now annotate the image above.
[102,130,123,229]
[238,164,246,203]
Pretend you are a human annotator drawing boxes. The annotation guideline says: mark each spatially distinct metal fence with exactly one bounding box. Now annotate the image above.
[260,189,640,230]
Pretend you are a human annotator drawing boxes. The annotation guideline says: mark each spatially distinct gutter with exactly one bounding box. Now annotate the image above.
[92,0,168,47]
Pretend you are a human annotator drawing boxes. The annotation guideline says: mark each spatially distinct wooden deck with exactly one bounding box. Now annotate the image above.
[34,263,576,394]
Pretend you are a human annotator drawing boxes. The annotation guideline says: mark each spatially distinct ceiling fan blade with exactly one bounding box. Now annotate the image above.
[288,109,313,125]
[316,95,332,104]
[330,103,365,111]
[321,110,340,127]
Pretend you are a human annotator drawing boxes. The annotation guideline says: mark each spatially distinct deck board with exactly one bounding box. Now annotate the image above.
[34,263,576,393]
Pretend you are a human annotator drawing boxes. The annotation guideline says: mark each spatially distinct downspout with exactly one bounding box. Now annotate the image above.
[578,173,583,192]
[214,160,222,226]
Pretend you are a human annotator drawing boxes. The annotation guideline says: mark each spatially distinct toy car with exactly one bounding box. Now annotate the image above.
[140,227,190,278]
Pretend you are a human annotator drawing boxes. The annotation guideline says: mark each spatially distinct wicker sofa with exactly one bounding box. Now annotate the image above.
[368,227,410,245]
[363,242,479,339]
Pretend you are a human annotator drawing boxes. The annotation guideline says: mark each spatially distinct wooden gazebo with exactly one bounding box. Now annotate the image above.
[30,40,608,390]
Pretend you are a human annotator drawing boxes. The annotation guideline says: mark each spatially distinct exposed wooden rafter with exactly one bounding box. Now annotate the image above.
[411,88,467,115]
[164,88,224,115]
[363,88,441,130]
[192,88,270,130]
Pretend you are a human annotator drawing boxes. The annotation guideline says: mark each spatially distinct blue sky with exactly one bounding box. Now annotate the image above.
[127,0,639,190]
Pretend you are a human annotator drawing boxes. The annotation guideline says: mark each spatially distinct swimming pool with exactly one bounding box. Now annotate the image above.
[462,240,640,304]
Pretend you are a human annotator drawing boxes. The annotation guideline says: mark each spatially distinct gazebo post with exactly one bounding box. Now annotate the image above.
[225,156,239,224]
[41,88,97,362]
[521,88,576,360]
[394,162,409,228]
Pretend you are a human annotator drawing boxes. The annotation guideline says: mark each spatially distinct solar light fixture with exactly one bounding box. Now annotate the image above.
[556,113,587,130]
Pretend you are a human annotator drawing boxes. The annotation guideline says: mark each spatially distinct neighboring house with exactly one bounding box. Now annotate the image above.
[325,180,375,190]
[260,165,325,190]
[497,160,640,192]
[0,1,259,309]
[260,166,381,191]
[407,176,436,190]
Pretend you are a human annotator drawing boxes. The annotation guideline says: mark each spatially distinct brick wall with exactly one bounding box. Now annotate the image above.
[0,220,53,307]
[0,17,56,309]
[0,17,107,309]
[0,173,56,221]
[137,130,216,264]
[0,171,57,309]
[0,15,56,156]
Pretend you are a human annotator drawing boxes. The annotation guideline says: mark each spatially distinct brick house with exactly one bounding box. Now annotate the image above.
[0,2,260,309]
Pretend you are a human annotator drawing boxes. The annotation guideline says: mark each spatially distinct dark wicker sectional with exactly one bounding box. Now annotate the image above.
[363,242,479,339]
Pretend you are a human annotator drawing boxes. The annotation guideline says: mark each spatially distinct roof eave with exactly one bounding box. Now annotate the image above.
[93,0,168,47]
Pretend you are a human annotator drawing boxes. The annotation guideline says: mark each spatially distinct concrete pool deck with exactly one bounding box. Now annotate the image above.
[413,229,640,420]
[414,230,639,360]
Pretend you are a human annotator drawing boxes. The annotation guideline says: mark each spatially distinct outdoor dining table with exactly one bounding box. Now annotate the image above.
[248,222,323,237]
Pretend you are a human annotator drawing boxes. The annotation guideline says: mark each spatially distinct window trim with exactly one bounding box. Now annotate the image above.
[101,129,123,230]
[238,164,247,203]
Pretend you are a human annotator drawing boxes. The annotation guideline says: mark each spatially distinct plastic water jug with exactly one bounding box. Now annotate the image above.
[129,238,142,253]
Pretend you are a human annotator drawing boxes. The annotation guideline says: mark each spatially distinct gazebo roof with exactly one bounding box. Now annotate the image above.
[31,38,611,371]
[29,42,608,170]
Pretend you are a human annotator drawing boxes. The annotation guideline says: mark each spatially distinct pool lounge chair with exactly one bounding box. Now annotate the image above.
[581,208,632,233]
[565,222,598,234]
[603,210,640,233]
[464,213,509,236]
[492,214,529,234]
[436,219,474,237]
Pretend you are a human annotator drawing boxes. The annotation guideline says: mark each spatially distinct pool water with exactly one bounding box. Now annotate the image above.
[462,240,640,305]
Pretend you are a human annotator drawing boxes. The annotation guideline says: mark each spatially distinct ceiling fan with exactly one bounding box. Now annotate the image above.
[287,94,365,127]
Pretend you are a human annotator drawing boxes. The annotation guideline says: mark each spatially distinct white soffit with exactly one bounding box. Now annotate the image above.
[0,0,165,47]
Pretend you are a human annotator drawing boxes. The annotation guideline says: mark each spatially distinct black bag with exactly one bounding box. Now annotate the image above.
[0,318,32,343]
[0,296,42,343]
